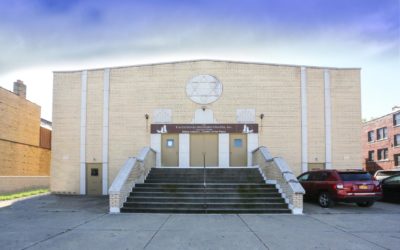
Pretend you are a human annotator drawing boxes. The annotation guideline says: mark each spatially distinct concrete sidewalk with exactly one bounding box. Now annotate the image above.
[0,195,399,250]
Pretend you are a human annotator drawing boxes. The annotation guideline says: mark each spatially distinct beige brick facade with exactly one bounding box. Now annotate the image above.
[0,87,50,178]
[52,60,361,194]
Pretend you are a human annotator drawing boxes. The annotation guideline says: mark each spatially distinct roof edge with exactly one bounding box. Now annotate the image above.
[53,59,361,73]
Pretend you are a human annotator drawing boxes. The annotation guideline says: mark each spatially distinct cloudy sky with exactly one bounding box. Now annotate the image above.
[0,0,398,121]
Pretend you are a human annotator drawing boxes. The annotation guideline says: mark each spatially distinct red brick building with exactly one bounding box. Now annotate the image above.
[362,109,400,173]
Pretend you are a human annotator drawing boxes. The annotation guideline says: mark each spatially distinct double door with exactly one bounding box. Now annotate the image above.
[190,134,218,167]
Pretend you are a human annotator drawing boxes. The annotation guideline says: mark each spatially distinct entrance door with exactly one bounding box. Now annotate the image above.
[161,134,179,166]
[230,134,247,166]
[190,134,218,166]
[86,163,102,195]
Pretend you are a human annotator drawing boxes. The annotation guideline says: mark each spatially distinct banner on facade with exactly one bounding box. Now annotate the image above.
[151,123,258,134]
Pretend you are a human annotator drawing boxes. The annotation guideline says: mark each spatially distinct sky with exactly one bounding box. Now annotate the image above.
[0,0,399,121]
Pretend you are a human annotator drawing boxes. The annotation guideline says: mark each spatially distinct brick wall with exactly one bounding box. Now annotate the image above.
[362,111,400,172]
[52,60,362,193]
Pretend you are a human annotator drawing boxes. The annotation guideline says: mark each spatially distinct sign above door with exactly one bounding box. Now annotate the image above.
[151,123,258,134]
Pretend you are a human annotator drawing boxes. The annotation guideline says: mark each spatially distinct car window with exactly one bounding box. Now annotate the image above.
[383,175,400,185]
[298,173,310,181]
[339,172,372,181]
[307,172,329,181]
[376,171,400,177]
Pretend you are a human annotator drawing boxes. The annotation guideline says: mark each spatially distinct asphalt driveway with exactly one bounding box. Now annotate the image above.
[0,194,399,250]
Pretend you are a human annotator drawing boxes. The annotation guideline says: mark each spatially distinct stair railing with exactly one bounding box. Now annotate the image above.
[203,152,207,211]
[109,147,156,213]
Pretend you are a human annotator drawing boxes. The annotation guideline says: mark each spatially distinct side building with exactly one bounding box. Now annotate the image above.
[52,59,362,195]
[362,108,400,173]
[0,80,51,194]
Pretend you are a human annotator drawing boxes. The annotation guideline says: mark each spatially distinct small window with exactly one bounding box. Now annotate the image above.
[91,168,99,176]
[166,139,174,148]
[377,148,388,160]
[298,173,310,181]
[339,172,372,181]
[367,131,374,142]
[368,150,374,161]
[377,127,388,140]
[234,139,243,147]
[394,134,400,147]
[395,154,400,167]
[394,113,400,126]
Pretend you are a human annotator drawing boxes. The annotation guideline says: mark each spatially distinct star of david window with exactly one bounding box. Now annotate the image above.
[186,75,222,104]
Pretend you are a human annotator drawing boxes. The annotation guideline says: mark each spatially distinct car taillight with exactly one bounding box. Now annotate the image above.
[336,184,344,189]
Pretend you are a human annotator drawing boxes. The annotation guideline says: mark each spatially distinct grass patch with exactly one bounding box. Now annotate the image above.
[0,189,49,201]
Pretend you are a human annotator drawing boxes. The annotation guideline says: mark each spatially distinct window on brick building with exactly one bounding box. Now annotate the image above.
[395,154,400,166]
[368,151,374,161]
[377,148,388,161]
[377,127,388,140]
[394,134,400,147]
[368,131,374,142]
[394,113,400,126]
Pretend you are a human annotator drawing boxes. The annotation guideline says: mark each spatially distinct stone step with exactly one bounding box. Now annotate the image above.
[130,192,282,198]
[123,202,288,209]
[127,197,286,203]
[132,187,277,193]
[120,207,291,214]
[144,179,265,183]
[134,183,275,188]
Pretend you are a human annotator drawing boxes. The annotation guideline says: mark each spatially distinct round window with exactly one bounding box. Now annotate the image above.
[186,75,222,105]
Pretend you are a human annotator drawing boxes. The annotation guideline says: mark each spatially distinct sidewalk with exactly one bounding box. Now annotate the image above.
[0,195,399,250]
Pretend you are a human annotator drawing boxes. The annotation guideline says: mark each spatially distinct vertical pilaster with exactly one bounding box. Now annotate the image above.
[218,133,229,167]
[247,133,259,166]
[150,134,161,167]
[324,69,332,169]
[301,67,308,173]
[102,68,110,194]
[80,70,87,194]
[179,134,190,167]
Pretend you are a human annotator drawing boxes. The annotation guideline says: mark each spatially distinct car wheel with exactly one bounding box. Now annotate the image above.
[318,192,333,208]
[356,201,374,207]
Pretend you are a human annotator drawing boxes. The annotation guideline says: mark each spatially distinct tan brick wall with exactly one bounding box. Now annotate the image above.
[52,60,361,193]
[51,72,81,194]
[0,87,50,177]
[307,68,326,164]
[0,140,50,176]
[86,70,104,163]
[0,176,49,194]
[331,69,362,169]
[0,87,40,146]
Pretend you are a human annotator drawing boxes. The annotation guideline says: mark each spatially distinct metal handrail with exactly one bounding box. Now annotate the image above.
[203,152,207,211]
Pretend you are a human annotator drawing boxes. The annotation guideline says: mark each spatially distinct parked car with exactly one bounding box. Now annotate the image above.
[298,170,382,208]
[381,174,400,203]
[373,169,400,181]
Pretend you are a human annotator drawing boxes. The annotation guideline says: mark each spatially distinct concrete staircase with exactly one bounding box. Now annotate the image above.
[121,168,291,213]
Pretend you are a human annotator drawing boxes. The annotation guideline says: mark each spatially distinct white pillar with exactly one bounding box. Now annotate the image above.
[80,70,87,195]
[247,133,259,166]
[324,69,332,169]
[102,68,110,195]
[179,134,190,167]
[301,66,308,173]
[150,134,161,167]
[219,133,229,167]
